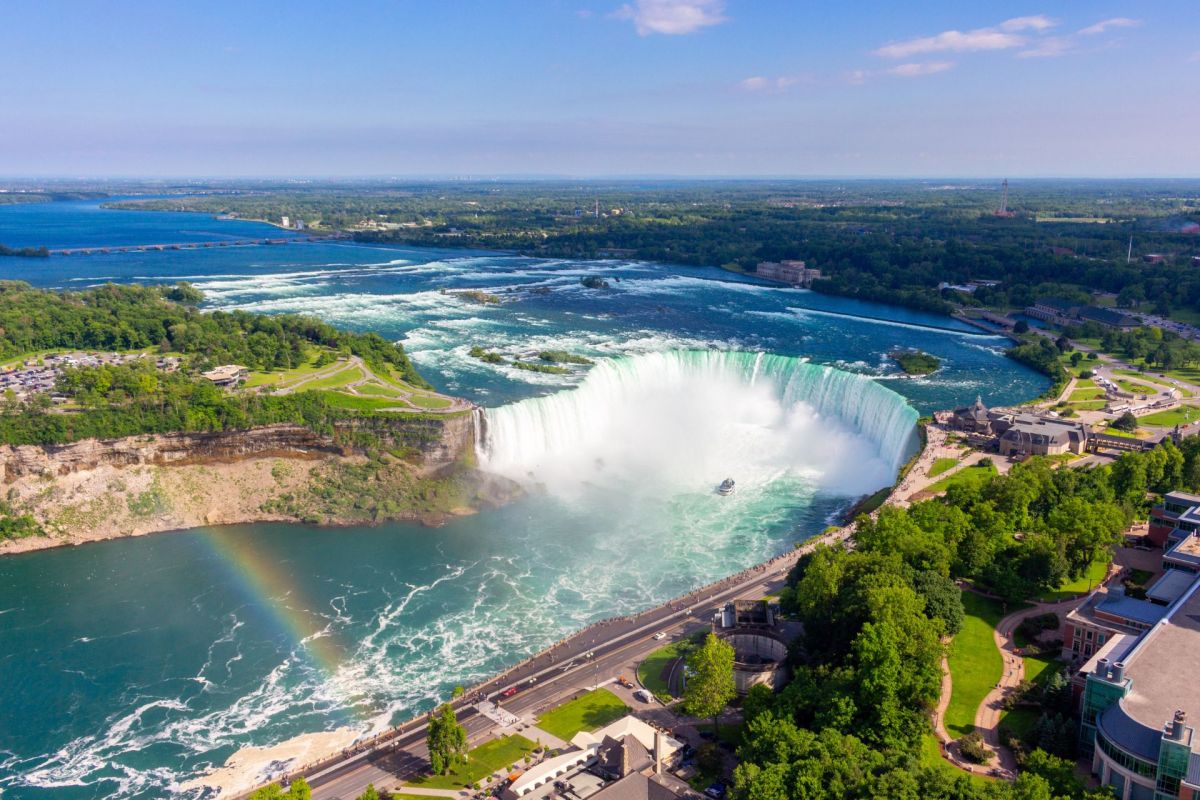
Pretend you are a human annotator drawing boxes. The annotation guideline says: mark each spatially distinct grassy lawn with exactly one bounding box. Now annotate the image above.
[408,734,536,790]
[1102,425,1143,439]
[1138,405,1200,428]
[1039,558,1109,602]
[1162,365,1200,386]
[1113,369,1192,398]
[927,460,998,496]
[946,593,1009,737]
[536,689,629,741]
[928,457,959,478]
[1069,386,1105,401]
[919,732,994,786]
[998,652,1061,742]
[406,392,454,409]
[638,640,689,701]
[304,363,365,391]
[243,350,329,388]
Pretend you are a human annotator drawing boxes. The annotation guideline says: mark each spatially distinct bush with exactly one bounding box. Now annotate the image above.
[958,732,991,764]
[1112,412,1139,432]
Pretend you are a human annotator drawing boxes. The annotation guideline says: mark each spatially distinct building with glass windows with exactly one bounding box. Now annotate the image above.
[1079,574,1200,799]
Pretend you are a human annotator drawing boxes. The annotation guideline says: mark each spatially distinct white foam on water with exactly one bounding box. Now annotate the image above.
[481,350,917,501]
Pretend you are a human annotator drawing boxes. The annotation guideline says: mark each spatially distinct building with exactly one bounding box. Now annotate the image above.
[1144,254,1167,265]
[1149,492,1200,548]
[1079,306,1139,330]
[502,716,688,800]
[755,260,822,288]
[994,413,1090,457]
[1078,573,1200,799]
[949,396,995,435]
[200,365,248,387]
[1023,298,1137,330]
[1025,297,1079,325]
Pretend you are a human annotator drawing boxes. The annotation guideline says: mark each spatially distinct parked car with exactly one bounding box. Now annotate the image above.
[634,689,654,703]
[704,784,726,799]
[617,676,634,689]
[652,632,667,640]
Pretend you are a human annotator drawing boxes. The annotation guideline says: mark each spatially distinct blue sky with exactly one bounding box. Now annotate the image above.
[2,0,1197,177]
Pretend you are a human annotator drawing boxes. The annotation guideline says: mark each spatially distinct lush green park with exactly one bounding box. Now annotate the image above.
[1139,405,1200,427]
[408,734,536,790]
[926,459,998,495]
[928,457,959,478]
[945,593,1009,737]
[536,688,628,740]
[638,640,689,701]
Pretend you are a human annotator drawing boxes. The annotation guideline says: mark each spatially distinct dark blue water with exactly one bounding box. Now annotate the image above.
[0,199,1046,799]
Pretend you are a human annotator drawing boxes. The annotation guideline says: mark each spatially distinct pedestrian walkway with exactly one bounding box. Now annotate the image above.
[474,701,520,728]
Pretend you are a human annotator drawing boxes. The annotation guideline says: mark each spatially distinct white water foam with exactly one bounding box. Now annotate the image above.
[480,350,918,500]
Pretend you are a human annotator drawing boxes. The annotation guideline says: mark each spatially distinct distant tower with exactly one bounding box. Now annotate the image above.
[993,179,1014,217]
[1127,234,1134,264]
[594,199,600,218]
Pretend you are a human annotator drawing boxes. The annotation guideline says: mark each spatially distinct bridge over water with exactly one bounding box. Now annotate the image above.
[49,233,349,256]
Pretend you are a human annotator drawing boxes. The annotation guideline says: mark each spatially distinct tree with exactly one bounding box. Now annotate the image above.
[356,785,380,800]
[683,633,736,730]
[287,777,312,800]
[427,702,468,775]
[1111,411,1138,432]
[1014,320,1030,334]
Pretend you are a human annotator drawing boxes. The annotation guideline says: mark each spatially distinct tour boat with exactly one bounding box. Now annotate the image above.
[716,478,736,496]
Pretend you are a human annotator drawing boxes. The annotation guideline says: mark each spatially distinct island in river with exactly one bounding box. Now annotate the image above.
[0,281,518,556]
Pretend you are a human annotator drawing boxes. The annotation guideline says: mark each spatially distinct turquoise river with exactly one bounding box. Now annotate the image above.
[0,200,1046,799]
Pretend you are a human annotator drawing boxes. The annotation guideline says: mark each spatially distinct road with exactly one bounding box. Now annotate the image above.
[282,535,830,800]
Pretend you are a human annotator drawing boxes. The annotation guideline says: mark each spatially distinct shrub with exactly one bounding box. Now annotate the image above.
[959,732,991,764]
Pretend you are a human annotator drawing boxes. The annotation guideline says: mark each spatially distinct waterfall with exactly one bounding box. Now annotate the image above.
[479,350,918,498]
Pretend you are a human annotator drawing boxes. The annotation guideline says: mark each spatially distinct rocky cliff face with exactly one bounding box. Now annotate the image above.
[0,413,476,482]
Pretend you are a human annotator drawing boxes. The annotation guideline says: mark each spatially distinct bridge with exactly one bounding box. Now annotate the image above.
[1088,432,1159,453]
[48,234,349,256]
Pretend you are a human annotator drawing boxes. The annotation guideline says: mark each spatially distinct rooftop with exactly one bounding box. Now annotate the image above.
[1148,569,1198,605]
[1097,593,1170,626]
[1167,536,1200,566]
[1119,577,1200,739]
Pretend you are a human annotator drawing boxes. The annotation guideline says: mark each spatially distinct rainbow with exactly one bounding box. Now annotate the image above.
[195,526,373,722]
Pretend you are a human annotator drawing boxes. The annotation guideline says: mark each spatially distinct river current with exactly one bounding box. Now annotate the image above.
[0,200,1045,799]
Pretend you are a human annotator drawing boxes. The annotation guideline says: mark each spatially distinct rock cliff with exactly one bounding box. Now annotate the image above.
[0,412,475,483]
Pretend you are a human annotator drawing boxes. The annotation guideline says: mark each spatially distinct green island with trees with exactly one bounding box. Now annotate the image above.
[891,349,941,376]
[0,281,492,541]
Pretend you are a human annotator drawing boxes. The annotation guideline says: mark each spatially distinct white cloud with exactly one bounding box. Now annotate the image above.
[873,16,1058,59]
[1000,15,1057,32]
[614,0,727,36]
[737,75,806,93]
[1017,37,1073,58]
[1079,17,1141,35]
[886,61,955,77]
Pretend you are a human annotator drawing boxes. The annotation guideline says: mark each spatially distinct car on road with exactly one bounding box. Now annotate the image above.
[633,689,654,703]
[652,631,667,640]
[704,784,726,799]
[617,676,634,689]
[501,686,519,698]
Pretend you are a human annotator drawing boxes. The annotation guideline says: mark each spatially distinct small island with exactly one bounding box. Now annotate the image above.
[890,349,941,376]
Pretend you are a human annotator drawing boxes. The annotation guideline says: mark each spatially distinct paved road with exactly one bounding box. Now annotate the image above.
[288,540,826,800]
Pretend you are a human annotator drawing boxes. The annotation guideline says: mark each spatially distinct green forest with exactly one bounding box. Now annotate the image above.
[731,442,1197,800]
[110,180,1200,319]
[0,282,434,447]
